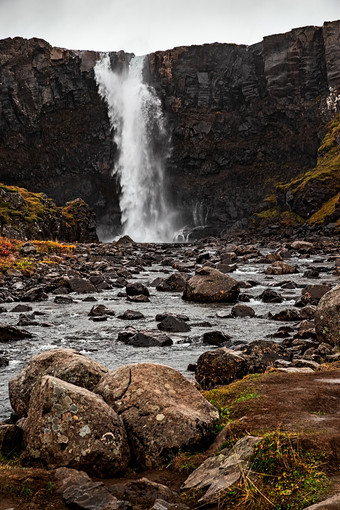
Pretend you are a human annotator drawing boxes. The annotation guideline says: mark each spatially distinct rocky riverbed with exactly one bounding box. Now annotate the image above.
[0,234,339,422]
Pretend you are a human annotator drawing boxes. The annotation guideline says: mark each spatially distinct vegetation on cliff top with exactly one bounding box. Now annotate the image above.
[0,183,97,242]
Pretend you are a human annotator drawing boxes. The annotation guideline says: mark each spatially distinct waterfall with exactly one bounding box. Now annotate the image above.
[94,53,175,243]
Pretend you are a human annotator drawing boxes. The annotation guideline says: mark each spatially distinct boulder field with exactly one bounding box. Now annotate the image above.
[0,233,339,508]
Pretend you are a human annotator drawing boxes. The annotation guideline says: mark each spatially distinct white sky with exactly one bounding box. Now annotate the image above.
[0,0,339,55]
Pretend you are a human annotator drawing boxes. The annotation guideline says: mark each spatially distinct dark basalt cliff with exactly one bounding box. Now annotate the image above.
[0,21,339,237]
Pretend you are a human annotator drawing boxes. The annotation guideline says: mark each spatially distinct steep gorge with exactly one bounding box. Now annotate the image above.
[0,21,339,238]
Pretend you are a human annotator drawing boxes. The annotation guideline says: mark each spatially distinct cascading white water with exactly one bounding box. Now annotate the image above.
[94,53,175,242]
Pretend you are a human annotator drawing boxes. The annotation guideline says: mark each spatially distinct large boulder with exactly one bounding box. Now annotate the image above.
[315,285,340,346]
[9,348,108,418]
[22,375,130,476]
[95,363,219,468]
[182,266,240,303]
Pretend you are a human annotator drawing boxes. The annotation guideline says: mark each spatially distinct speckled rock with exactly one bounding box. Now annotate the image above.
[195,348,247,390]
[315,285,340,346]
[22,375,130,476]
[9,348,108,418]
[182,435,261,505]
[95,363,219,468]
[266,261,298,275]
[182,266,240,303]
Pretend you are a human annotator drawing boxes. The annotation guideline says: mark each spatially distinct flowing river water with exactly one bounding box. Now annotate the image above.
[0,244,337,421]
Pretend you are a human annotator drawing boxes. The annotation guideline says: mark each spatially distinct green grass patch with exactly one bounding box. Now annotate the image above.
[204,374,262,432]
[218,432,329,509]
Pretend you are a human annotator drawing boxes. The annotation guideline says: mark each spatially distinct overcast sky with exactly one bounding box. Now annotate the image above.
[0,0,339,55]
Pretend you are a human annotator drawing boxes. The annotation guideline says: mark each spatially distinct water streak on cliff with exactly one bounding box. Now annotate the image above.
[95,54,175,242]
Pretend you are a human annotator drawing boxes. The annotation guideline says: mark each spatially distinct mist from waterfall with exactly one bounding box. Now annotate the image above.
[95,53,176,243]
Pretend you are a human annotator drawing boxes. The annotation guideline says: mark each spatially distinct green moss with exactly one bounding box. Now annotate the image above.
[308,192,340,224]
[279,210,304,226]
[255,208,279,220]
[276,114,340,197]
[0,183,50,224]
[204,374,262,430]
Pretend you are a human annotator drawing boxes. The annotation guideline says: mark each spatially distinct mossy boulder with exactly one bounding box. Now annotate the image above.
[0,183,98,242]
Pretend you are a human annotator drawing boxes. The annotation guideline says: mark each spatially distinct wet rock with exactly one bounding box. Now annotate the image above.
[83,296,98,302]
[0,324,33,342]
[118,329,173,347]
[302,284,332,305]
[272,326,294,338]
[0,306,6,313]
[182,436,261,506]
[155,313,189,322]
[54,295,74,304]
[266,261,298,275]
[215,262,237,273]
[303,268,320,278]
[290,240,314,252]
[17,313,39,326]
[231,304,255,318]
[126,282,150,297]
[315,285,340,346]
[183,266,240,303]
[117,310,145,320]
[156,272,186,292]
[0,424,23,457]
[271,309,301,321]
[195,348,247,389]
[112,277,128,288]
[9,348,108,418]
[127,294,150,303]
[11,304,32,313]
[22,375,130,476]
[109,478,180,508]
[88,304,115,317]
[157,316,191,333]
[95,363,219,468]
[69,278,97,294]
[22,286,48,301]
[53,286,71,295]
[259,288,283,303]
[0,355,9,367]
[202,331,231,346]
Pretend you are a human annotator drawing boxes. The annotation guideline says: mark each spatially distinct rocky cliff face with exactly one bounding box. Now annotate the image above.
[0,21,339,237]
[147,21,340,230]
[0,38,131,234]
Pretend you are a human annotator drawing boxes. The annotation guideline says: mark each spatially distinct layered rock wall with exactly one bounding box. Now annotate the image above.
[0,21,339,235]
